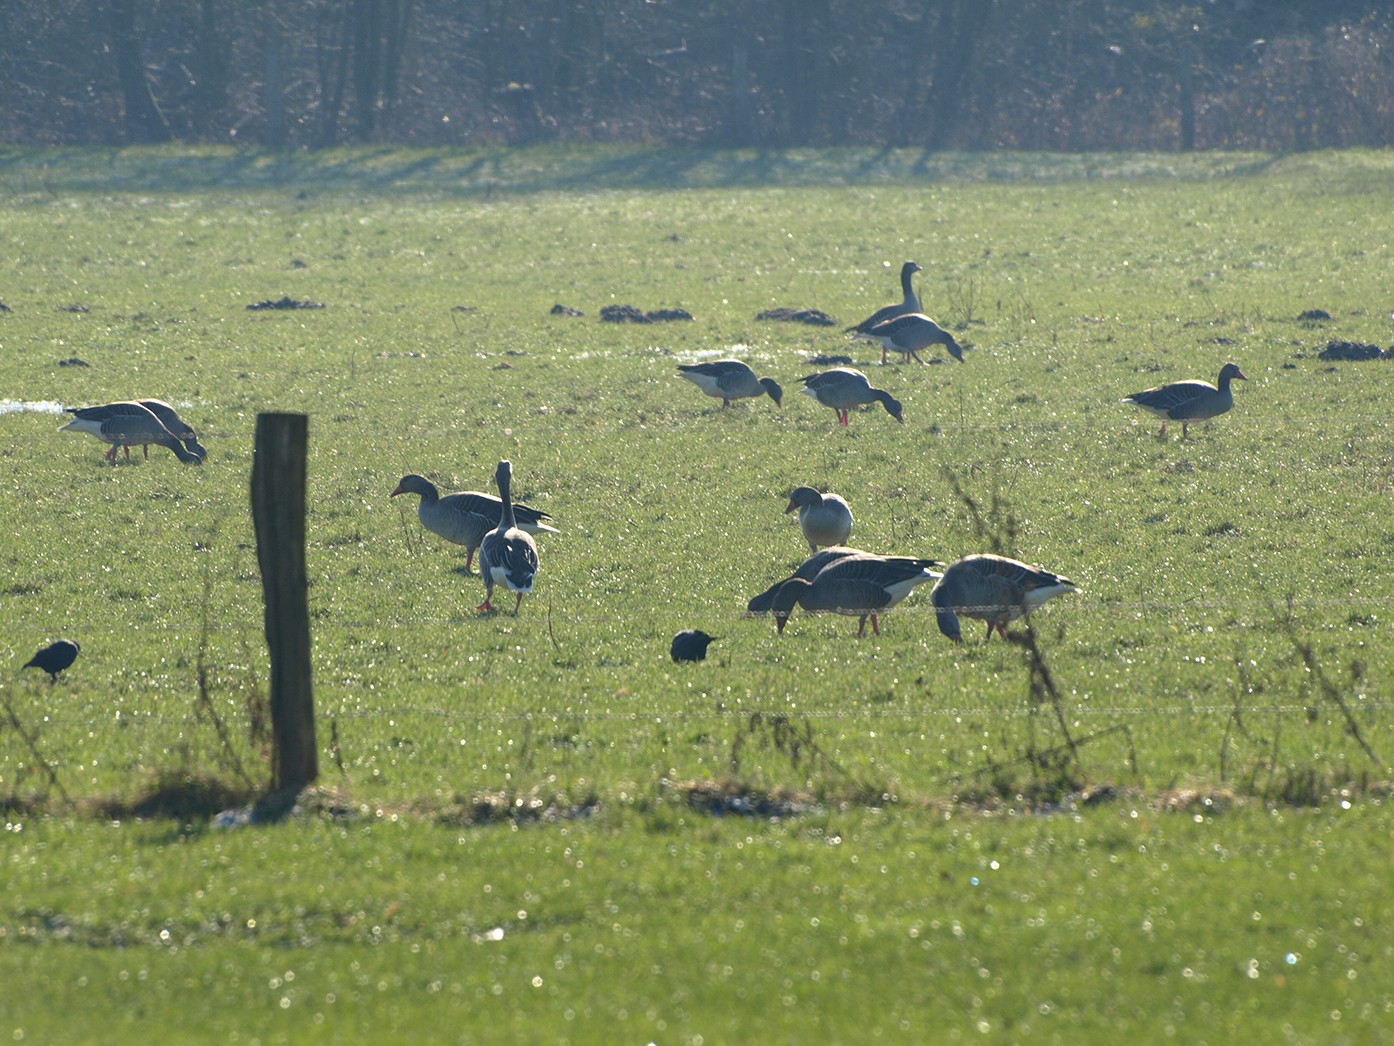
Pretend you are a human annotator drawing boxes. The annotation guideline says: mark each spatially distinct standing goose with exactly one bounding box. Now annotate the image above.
[785,486,853,552]
[846,261,923,334]
[767,553,943,636]
[476,460,539,613]
[60,401,203,464]
[390,474,558,572]
[676,360,783,409]
[1123,363,1246,438]
[929,554,1078,643]
[747,546,865,614]
[800,368,904,426]
[856,312,965,365]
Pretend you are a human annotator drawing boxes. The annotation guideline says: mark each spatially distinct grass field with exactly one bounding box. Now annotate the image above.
[2,146,1393,1042]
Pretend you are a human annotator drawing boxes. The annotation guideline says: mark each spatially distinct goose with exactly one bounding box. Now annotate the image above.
[671,629,718,663]
[800,368,904,426]
[929,554,1078,643]
[846,261,922,334]
[60,402,203,464]
[138,400,207,460]
[1123,363,1246,438]
[785,486,853,552]
[746,546,865,614]
[855,312,964,365]
[766,553,943,636]
[62,400,206,462]
[476,460,539,613]
[390,474,558,571]
[23,639,80,682]
[677,360,783,409]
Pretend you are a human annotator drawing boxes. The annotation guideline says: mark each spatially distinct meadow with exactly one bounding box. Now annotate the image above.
[1,146,1392,1042]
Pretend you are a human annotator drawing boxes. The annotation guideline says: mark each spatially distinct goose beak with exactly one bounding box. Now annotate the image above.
[389,484,405,497]
[783,500,798,514]
[775,614,788,634]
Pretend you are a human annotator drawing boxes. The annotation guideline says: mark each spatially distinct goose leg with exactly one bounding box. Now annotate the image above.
[881,347,889,365]
[856,615,868,637]
[1156,421,1167,438]
[910,350,925,364]
[464,550,475,572]
[477,582,494,612]
[870,614,880,636]
[513,592,524,614]
[984,620,995,642]
[143,445,150,460]
[1182,422,1191,439]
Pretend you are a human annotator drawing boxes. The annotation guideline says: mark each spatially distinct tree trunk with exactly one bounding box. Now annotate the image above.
[103,0,173,142]
[262,0,286,148]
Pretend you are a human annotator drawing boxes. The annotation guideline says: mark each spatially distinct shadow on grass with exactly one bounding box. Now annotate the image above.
[0,144,1330,199]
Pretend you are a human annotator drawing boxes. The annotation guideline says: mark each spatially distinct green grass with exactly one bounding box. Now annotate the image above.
[2,145,1394,1041]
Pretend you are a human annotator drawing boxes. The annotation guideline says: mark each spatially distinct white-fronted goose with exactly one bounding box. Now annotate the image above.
[856,312,964,365]
[785,486,853,552]
[23,639,80,682]
[800,368,904,426]
[846,261,923,334]
[747,546,865,614]
[677,360,783,409]
[671,629,717,663]
[930,554,1078,643]
[390,474,558,571]
[767,552,943,636]
[1123,363,1246,438]
[476,460,539,613]
[61,402,203,464]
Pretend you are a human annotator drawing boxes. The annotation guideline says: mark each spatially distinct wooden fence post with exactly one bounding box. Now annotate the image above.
[250,412,317,791]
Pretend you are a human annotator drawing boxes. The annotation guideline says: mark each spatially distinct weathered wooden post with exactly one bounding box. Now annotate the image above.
[250,412,317,791]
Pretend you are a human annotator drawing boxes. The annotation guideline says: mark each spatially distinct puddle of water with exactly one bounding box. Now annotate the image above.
[0,400,67,415]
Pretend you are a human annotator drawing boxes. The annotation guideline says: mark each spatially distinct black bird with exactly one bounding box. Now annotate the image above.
[671,630,717,663]
[23,639,80,682]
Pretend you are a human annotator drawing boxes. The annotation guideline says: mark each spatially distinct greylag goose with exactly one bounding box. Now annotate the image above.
[1123,363,1246,438]
[23,639,80,682]
[785,486,853,552]
[855,312,964,365]
[800,368,904,426]
[747,546,865,614]
[476,460,539,613]
[677,360,783,409]
[138,400,207,460]
[60,402,203,464]
[930,554,1078,643]
[671,629,717,663]
[390,474,558,571]
[846,262,923,334]
[766,552,943,636]
[62,400,206,461]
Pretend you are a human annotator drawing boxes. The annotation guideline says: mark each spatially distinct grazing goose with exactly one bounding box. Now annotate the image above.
[23,639,80,682]
[671,629,718,663]
[137,400,207,460]
[855,312,965,365]
[846,261,923,334]
[390,474,558,571]
[747,546,865,614]
[1123,363,1246,438]
[785,486,853,552]
[676,360,783,409]
[476,460,539,613]
[800,368,904,426]
[60,401,203,464]
[930,554,1078,643]
[767,553,943,636]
